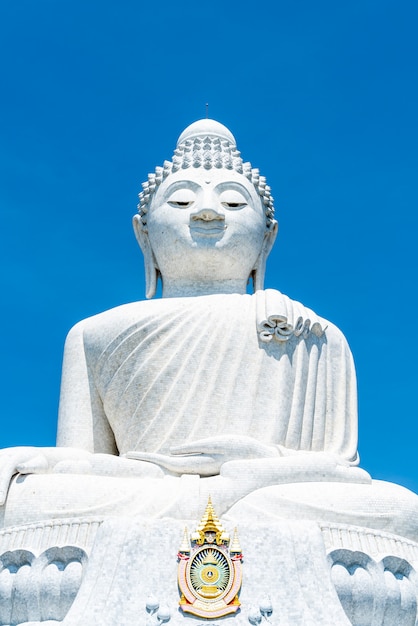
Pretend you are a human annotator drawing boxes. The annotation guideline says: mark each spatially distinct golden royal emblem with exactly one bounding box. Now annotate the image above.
[177,497,243,619]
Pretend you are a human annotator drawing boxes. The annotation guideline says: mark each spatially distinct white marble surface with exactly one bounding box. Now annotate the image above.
[2,516,418,625]
[3,472,418,545]
[61,518,354,626]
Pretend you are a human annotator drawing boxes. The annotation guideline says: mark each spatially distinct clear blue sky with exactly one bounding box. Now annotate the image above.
[1,1,417,491]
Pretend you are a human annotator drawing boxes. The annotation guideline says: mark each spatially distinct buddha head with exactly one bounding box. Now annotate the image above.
[133,119,278,298]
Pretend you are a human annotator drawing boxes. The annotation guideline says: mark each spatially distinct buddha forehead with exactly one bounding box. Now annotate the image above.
[150,167,262,208]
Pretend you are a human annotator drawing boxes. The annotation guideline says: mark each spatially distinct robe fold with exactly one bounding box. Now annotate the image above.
[72,290,358,463]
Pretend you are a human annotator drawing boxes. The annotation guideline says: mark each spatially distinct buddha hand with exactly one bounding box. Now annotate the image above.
[0,447,89,505]
[125,435,279,476]
[0,446,165,505]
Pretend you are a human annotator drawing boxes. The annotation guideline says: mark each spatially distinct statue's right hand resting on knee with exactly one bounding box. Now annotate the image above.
[0,446,164,505]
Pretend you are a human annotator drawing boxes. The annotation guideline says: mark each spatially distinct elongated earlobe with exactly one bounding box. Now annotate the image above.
[252,221,278,292]
[132,215,159,299]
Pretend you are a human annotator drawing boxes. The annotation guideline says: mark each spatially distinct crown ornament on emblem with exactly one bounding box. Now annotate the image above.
[138,119,275,232]
[177,496,243,619]
[191,495,230,546]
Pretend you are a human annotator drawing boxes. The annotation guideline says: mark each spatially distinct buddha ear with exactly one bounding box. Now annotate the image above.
[132,214,159,299]
[252,220,278,292]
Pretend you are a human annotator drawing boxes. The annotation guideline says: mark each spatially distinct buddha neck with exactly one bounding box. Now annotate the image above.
[161,278,249,298]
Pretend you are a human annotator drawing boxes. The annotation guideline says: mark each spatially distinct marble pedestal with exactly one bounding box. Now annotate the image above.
[1,515,418,626]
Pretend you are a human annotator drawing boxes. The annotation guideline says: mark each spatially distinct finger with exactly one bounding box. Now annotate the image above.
[127,451,195,470]
[0,461,19,505]
[117,459,164,478]
[0,448,44,504]
[54,460,92,474]
[170,438,224,455]
[126,451,220,476]
[16,454,49,474]
[126,451,168,463]
[0,455,33,504]
[92,456,165,479]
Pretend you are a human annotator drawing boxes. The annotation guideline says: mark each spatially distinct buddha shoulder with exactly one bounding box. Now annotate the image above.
[63,291,349,357]
[63,299,166,349]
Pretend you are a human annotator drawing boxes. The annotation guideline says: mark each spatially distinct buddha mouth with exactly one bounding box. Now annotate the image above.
[189,220,227,236]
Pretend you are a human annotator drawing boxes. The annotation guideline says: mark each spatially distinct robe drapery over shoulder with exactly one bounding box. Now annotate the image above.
[57,290,358,464]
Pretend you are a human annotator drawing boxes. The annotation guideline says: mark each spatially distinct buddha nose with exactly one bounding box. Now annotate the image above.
[191,208,225,222]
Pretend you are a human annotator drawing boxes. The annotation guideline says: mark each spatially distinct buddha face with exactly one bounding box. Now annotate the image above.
[144,168,271,289]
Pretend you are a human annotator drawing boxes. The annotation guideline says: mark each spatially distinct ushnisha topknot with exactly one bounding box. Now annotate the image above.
[137,119,275,232]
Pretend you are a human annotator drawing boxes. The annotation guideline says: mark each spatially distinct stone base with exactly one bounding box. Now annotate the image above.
[1,516,418,625]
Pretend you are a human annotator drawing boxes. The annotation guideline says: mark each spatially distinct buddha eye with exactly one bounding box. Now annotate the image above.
[167,188,195,208]
[219,189,247,210]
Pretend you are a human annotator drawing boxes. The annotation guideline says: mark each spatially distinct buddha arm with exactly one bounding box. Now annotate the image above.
[56,320,118,455]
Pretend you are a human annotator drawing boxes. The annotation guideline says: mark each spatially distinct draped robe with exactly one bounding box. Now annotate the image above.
[57,290,358,464]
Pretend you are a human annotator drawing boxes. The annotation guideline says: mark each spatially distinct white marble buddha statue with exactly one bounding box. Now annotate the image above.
[1,119,417,540]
